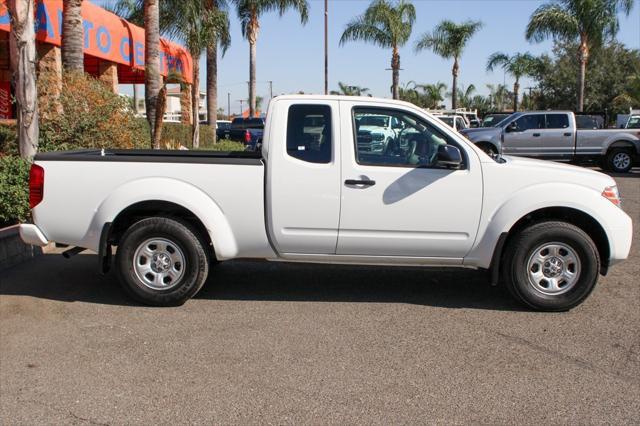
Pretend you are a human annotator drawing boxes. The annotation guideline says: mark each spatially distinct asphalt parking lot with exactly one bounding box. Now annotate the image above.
[1,169,638,424]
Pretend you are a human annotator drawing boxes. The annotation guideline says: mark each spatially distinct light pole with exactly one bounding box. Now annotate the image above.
[227,92,231,118]
[324,0,328,95]
[238,99,244,116]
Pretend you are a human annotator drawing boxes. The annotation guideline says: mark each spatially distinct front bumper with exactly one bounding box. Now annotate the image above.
[19,224,49,247]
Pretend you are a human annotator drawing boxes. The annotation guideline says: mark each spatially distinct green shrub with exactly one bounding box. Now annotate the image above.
[0,155,30,227]
[160,122,215,149]
[198,139,246,151]
[0,121,18,156]
[38,71,150,151]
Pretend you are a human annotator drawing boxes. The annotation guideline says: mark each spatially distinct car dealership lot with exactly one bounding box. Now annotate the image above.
[1,169,638,424]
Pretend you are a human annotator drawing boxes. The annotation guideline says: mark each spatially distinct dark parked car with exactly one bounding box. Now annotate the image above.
[229,117,265,149]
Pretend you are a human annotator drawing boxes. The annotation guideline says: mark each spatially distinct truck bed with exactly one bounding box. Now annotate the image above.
[32,149,272,259]
[35,149,263,165]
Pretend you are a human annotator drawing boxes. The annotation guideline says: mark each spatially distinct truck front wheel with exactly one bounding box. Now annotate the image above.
[115,217,209,306]
[502,221,599,312]
[605,148,634,173]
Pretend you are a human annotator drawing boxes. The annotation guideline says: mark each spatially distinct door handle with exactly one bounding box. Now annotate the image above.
[532,133,541,137]
[563,132,572,137]
[345,179,376,187]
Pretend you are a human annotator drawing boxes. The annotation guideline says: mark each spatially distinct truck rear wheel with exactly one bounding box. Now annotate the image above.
[605,148,634,173]
[116,217,209,306]
[502,221,599,312]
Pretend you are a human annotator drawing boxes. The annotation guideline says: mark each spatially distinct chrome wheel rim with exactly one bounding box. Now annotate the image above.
[613,152,631,170]
[133,238,185,290]
[526,242,581,296]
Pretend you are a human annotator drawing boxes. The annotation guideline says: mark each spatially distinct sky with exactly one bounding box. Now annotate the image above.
[105,0,640,112]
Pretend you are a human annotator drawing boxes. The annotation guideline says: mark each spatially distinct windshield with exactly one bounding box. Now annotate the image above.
[358,115,389,127]
[437,117,454,126]
[627,116,640,129]
[483,114,511,127]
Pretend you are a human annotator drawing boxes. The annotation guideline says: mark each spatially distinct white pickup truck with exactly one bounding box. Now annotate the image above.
[20,96,632,311]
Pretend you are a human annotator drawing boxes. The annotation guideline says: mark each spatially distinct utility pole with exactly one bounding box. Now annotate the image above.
[227,92,231,118]
[269,81,273,99]
[238,99,244,116]
[324,0,328,95]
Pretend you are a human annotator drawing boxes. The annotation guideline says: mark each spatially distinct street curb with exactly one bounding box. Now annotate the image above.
[0,225,44,272]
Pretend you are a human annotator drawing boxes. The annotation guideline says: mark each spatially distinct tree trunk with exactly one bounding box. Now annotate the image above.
[133,84,139,114]
[207,42,218,143]
[451,57,459,109]
[192,56,200,149]
[248,13,259,118]
[577,36,589,113]
[513,80,520,112]
[391,46,400,100]
[152,85,166,149]
[8,0,39,161]
[62,0,84,72]
[144,0,161,145]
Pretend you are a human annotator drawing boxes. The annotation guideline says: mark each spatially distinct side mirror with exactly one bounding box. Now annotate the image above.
[506,122,519,133]
[437,145,462,169]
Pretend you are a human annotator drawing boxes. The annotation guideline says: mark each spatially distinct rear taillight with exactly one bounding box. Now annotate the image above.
[244,130,251,143]
[29,164,44,209]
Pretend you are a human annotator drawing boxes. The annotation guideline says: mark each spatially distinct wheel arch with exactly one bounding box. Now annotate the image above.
[92,177,238,264]
[489,207,610,284]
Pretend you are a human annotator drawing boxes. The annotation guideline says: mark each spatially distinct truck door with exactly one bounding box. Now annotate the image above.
[544,113,573,158]
[266,100,341,254]
[503,113,545,156]
[336,102,482,258]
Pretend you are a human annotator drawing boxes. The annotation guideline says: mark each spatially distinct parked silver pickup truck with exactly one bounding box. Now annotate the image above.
[461,111,640,172]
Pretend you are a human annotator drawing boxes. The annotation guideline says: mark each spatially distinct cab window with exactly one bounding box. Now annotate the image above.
[352,107,464,168]
[513,114,545,131]
[286,105,332,164]
[546,114,570,129]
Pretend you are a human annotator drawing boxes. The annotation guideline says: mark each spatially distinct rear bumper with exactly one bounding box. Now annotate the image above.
[19,224,49,247]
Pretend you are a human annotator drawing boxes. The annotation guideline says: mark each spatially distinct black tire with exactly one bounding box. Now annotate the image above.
[502,221,600,312]
[605,148,634,173]
[115,217,209,306]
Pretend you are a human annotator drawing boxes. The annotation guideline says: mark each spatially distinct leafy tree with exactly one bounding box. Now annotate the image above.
[340,0,416,100]
[330,82,370,96]
[486,52,538,111]
[233,0,309,117]
[531,40,640,120]
[448,83,477,108]
[170,0,231,148]
[398,81,446,108]
[526,0,635,112]
[415,20,483,109]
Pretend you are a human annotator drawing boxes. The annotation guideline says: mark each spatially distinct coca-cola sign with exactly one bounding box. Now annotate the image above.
[0,81,11,119]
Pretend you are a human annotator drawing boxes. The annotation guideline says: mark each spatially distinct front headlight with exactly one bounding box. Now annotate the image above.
[602,185,621,207]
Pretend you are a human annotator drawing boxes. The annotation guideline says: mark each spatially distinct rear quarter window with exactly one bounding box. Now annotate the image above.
[286,105,332,164]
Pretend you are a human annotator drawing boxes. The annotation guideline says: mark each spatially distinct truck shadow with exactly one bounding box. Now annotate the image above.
[1,254,526,312]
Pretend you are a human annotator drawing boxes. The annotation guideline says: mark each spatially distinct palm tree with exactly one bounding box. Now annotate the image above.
[330,82,370,96]
[526,0,634,112]
[7,0,39,160]
[449,84,476,108]
[233,0,309,118]
[420,82,447,108]
[171,0,231,148]
[144,0,162,147]
[62,0,84,71]
[340,0,416,100]
[415,20,483,109]
[206,0,231,141]
[486,52,537,111]
[486,83,510,111]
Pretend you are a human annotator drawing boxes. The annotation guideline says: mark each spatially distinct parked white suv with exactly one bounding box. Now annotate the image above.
[20,95,633,311]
